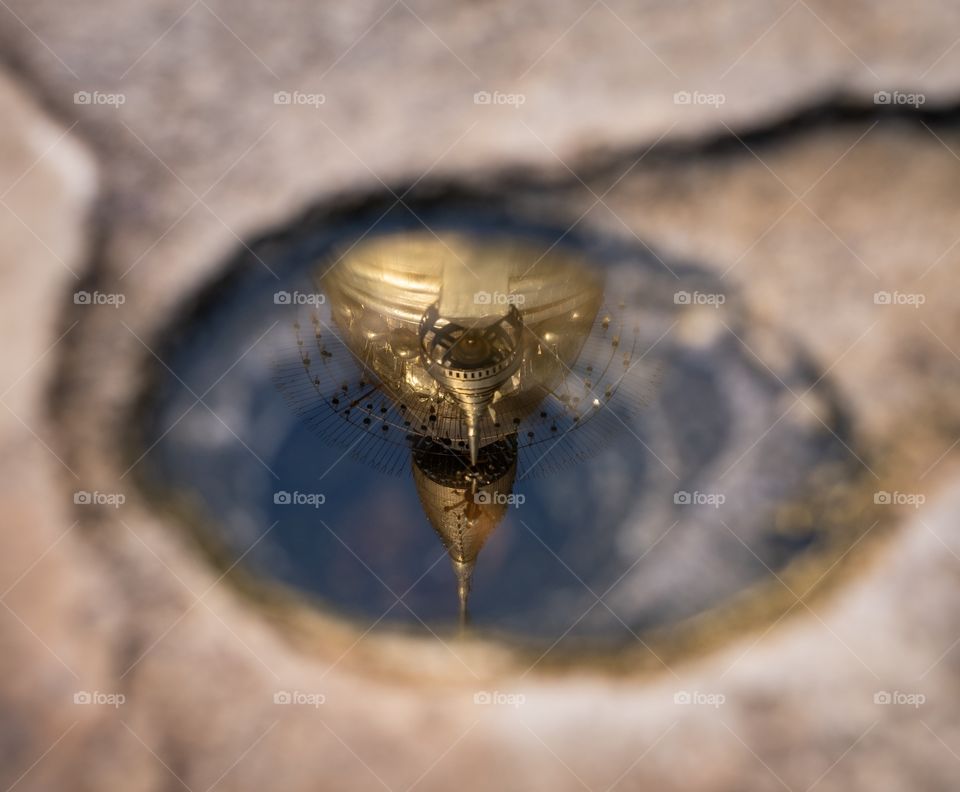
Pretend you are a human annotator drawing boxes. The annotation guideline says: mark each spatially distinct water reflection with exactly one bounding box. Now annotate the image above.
[139,208,874,656]
[274,234,657,624]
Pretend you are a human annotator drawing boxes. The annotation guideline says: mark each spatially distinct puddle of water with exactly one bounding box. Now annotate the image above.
[137,201,873,651]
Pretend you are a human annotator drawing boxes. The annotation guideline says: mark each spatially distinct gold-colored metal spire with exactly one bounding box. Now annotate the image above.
[411,439,518,627]
[452,558,474,631]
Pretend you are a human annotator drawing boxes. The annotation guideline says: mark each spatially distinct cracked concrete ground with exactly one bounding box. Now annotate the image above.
[2,1,960,790]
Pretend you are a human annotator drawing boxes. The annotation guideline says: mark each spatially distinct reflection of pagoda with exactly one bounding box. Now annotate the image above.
[275,232,649,627]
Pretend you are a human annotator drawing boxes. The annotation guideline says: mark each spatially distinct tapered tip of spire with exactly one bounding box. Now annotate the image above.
[468,434,478,467]
[467,417,479,467]
[452,558,474,631]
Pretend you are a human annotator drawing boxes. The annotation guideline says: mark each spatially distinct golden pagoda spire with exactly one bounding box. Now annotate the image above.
[411,438,518,627]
